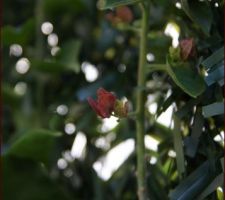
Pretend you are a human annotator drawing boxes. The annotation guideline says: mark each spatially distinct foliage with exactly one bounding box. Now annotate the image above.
[3,0,224,200]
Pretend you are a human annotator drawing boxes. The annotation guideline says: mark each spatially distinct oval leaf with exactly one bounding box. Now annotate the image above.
[167,56,206,98]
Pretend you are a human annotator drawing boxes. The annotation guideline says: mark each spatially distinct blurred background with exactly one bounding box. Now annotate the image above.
[2,0,224,200]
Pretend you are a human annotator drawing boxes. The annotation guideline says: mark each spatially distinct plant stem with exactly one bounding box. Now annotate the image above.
[146,64,167,73]
[136,2,149,200]
[35,0,45,127]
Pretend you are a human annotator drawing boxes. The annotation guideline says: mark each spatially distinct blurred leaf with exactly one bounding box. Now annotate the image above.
[44,0,84,14]
[169,160,217,200]
[3,84,21,107]
[181,0,213,35]
[32,40,81,74]
[167,56,206,98]
[7,129,62,164]
[3,156,72,200]
[196,173,223,200]
[220,158,224,172]
[201,47,224,71]
[147,164,169,200]
[204,64,224,86]
[56,39,81,73]
[175,98,200,119]
[97,0,142,10]
[218,78,224,86]
[2,19,35,46]
[156,93,174,118]
[202,102,224,118]
[173,115,185,179]
[147,33,172,63]
[184,109,204,158]
[31,59,67,73]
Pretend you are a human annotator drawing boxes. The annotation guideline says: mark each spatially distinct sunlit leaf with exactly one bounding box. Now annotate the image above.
[217,186,224,200]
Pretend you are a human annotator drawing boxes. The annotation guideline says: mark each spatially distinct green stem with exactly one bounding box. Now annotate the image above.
[136,2,149,200]
[146,64,167,73]
[35,0,45,127]
[35,0,44,59]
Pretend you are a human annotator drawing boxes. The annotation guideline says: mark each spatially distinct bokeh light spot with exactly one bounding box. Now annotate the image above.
[41,22,53,35]
[15,58,30,74]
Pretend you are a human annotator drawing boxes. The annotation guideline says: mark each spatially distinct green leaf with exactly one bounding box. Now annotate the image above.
[167,56,206,98]
[169,160,217,200]
[32,40,81,74]
[202,102,224,118]
[31,59,66,73]
[184,109,204,158]
[196,173,223,200]
[3,156,72,200]
[2,19,35,46]
[3,84,22,107]
[97,0,141,10]
[7,129,62,164]
[173,115,185,179]
[181,0,213,35]
[201,47,224,71]
[56,39,81,73]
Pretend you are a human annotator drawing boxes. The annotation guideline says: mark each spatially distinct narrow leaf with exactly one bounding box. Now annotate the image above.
[175,98,200,119]
[204,65,224,86]
[184,109,204,158]
[173,115,185,179]
[196,173,223,200]
[169,160,216,200]
[201,47,224,71]
[202,102,224,118]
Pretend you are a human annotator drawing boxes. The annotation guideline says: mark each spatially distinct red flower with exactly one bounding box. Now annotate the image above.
[87,88,116,118]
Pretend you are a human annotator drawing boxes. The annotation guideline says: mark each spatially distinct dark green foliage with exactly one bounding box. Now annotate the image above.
[3,0,224,199]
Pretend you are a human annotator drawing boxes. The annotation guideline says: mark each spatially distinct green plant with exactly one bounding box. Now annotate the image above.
[3,0,224,200]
